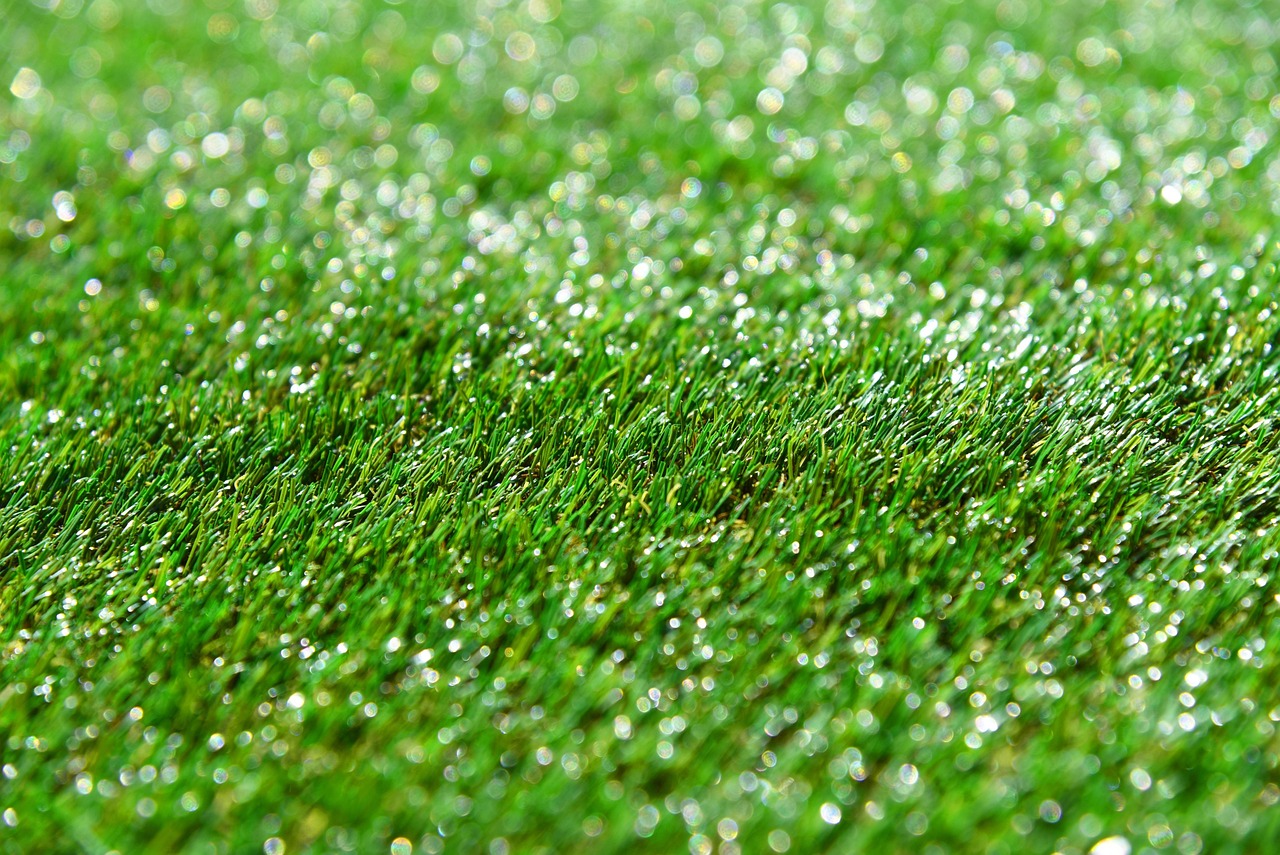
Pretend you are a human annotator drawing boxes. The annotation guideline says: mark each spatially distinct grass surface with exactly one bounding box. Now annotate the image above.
[3,0,1280,852]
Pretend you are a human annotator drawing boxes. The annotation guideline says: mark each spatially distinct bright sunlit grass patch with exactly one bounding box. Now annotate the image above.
[2,0,1280,852]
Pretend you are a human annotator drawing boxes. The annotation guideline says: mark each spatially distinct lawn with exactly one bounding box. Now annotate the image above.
[3,0,1280,852]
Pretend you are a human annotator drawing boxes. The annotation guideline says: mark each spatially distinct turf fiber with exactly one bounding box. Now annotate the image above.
[2,0,1280,852]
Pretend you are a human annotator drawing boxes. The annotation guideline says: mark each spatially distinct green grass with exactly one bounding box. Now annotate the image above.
[3,0,1280,852]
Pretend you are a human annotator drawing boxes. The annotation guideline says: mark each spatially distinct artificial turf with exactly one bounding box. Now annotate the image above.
[3,0,1280,852]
